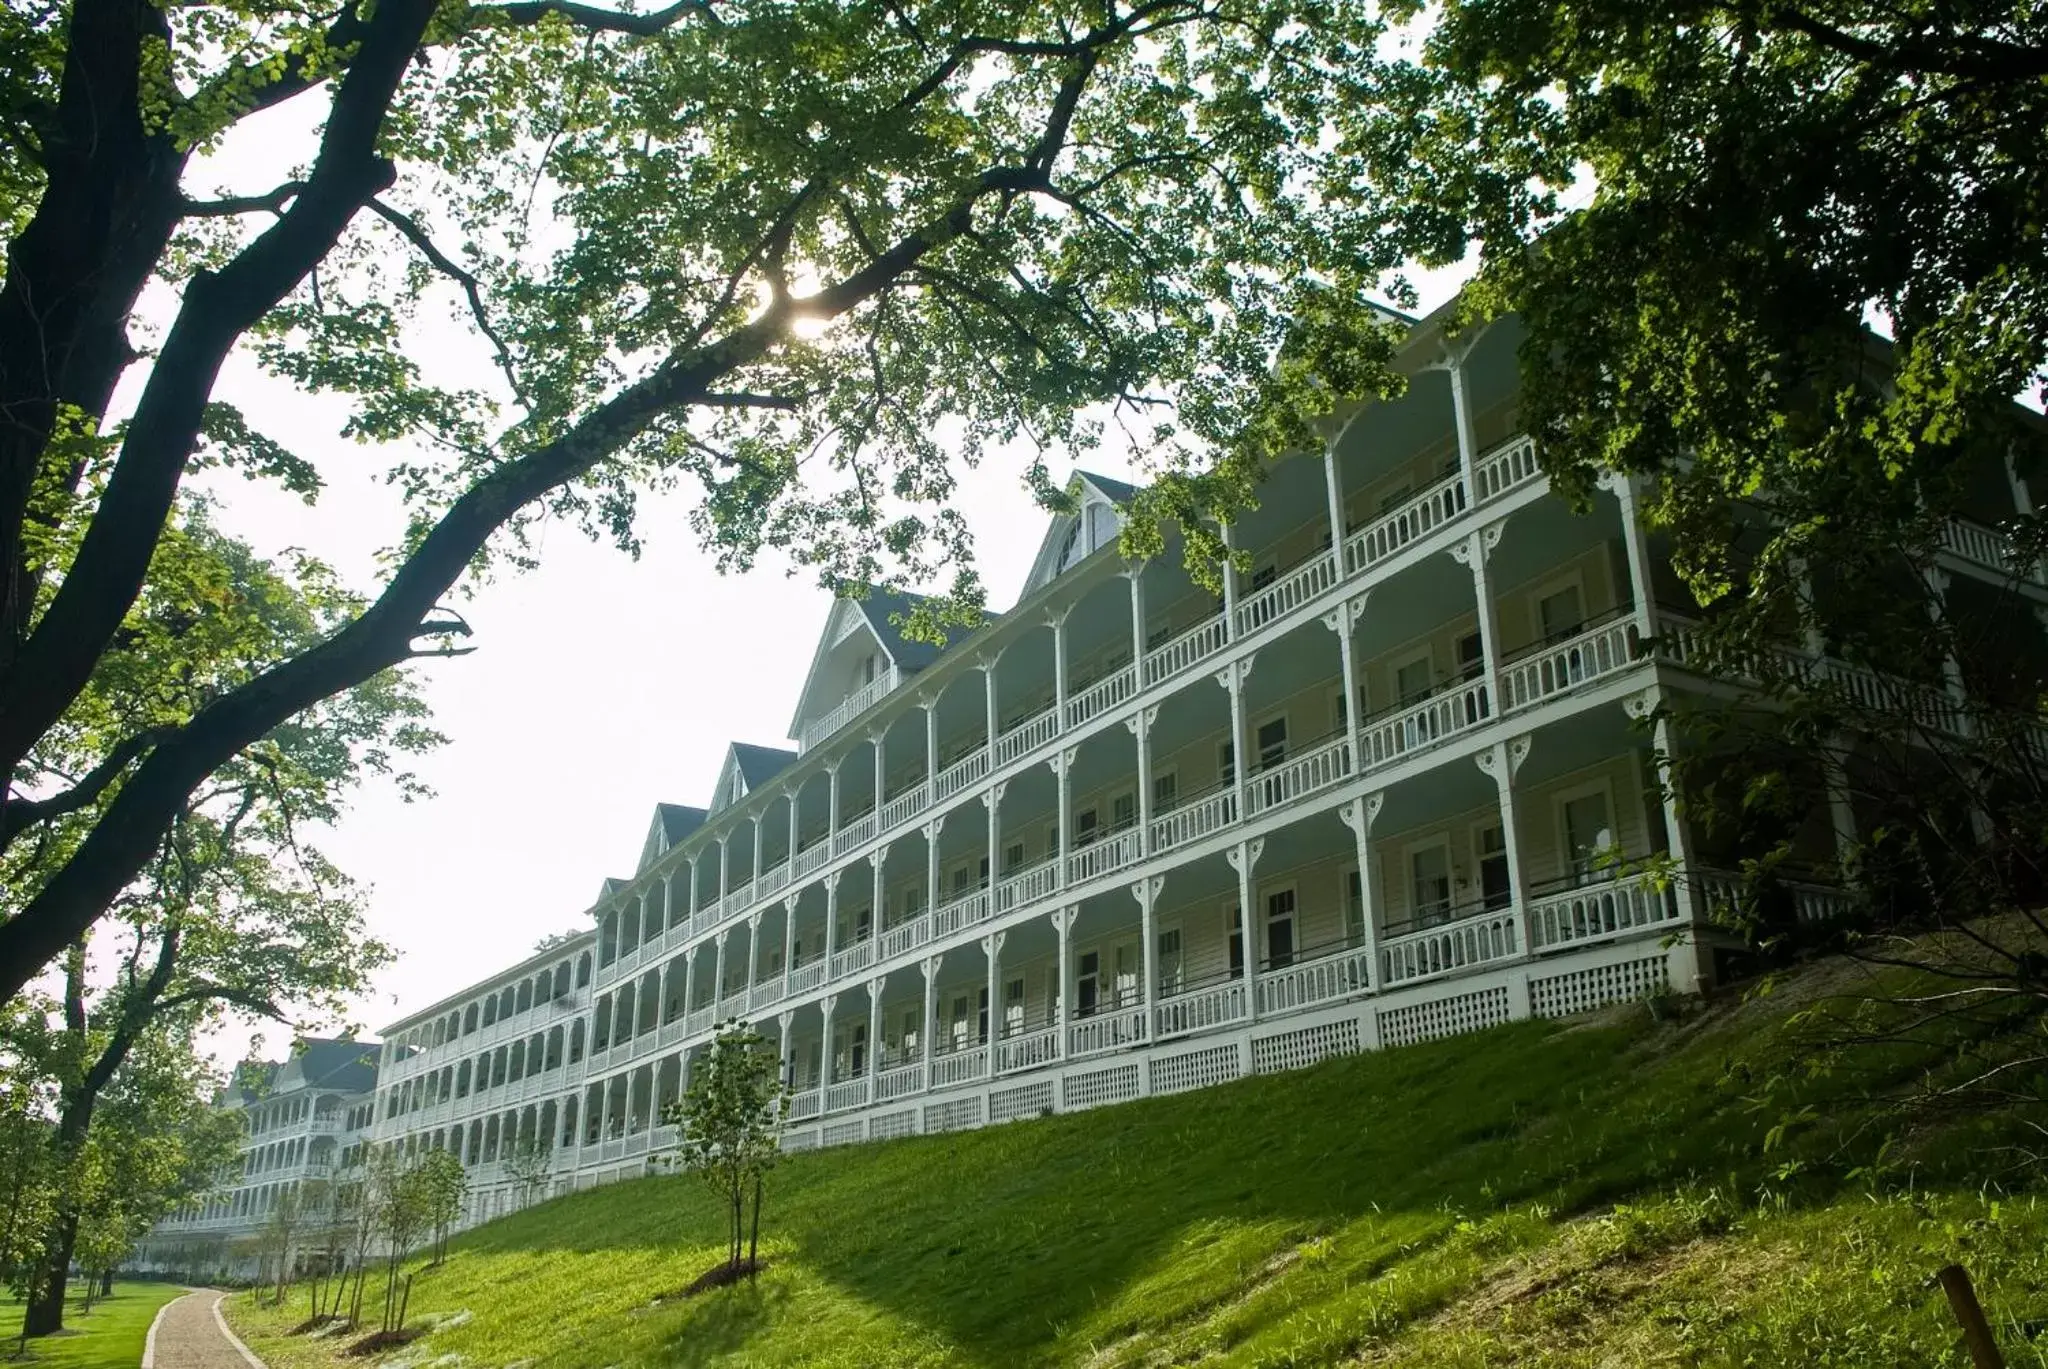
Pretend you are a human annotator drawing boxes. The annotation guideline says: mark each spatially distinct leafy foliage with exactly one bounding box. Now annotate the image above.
[663,1021,788,1276]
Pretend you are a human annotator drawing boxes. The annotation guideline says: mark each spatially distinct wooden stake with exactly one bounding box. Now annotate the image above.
[1938,1263,2005,1369]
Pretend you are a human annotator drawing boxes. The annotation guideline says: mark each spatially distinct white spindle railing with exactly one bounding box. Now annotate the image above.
[759,860,791,898]
[1066,666,1137,728]
[1344,472,1467,574]
[1497,620,1635,713]
[1245,736,1352,817]
[933,889,991,937]
[1359,678,1491,772]
[876,1062,926,1101]
[995,1027,1060,1073]
[824,1077,871,1112]
[880,782,929,833]
[830,938,876,978]
[1066,828,1141,887]
[787,959,826,994]
[1256,945,1373,1015]
[833,810,877,855]
[800,666,900,753]
[995,706,1059,765]
[934,749,990,800]
[1142,614,1229,687]
[1236,553,1338,636]
[930,1047,989,1087]
[792,840,830,878]
[1153,982,1246,1037]
[1526,872,1674,950]
[1939,517,2022,577]
[749,979,786,1011]
[1472,434,1541,504]
[1067,1005,1146,1057]
[1379,907,1518,987]
[1149,788,1236,853]
[685,1006,714,1035]
[788,1090,822,1121]
[724,882,753,917]
[994,857,1059,914]
[879,913,933,960]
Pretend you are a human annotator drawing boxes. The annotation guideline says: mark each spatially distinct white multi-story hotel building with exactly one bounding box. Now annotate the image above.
[140,1037,378,1268]
[342,305,2046,1218]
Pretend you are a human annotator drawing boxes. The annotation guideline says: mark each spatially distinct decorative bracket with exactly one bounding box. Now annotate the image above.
[1129,875,1165,909]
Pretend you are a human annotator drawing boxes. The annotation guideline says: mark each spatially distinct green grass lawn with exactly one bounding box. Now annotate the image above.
[3,1282,186,1369]
[226,967,2048,1368]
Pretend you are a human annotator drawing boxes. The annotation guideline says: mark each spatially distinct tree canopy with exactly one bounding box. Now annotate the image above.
[0,0,1423,1003]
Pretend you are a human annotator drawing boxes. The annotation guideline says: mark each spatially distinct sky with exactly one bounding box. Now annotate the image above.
[140,64,1473,1072]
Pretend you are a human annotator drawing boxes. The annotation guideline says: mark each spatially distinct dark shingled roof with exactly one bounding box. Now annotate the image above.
[655,802,706,845]
[233,1037,377,1101]
[1077,470,1141,505]
[856,587,998,670]
[731,742,798,790]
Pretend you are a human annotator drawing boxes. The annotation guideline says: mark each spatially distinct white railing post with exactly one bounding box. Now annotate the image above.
[1475,737,1534,958]
[919,956,939,1092]
[1228,838,1264,1021]
[1445,346,1479,494]
[1339,793,1385,992]
[1218,658,1251,824]
[781,898,796,998]
[1452,522,1505,714]
[1220,522,1240,640]
[980,653,999,772]
[744,913,761,1011]
[1049,607,1070,730]
[1134,875,1162,1042]
[820,993,836,1090]
[1322,435,1349,569]
[983,781,1003,898]
[712,932,727,1021]
[822,868,840,983]
[1051,907,1074,1061]
[1324,593,1368,764]
[868,975,884,1083]
[1127,705,1158,855]
[923,817,942,929]
[1600,469,1658,641]
[869,844,887,954]
[1052,746,1074,885]
[983,931,1004,1055]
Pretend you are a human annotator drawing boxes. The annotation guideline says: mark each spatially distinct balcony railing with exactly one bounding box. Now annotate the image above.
[1526,871,1674,951]
[1236,550,1339,636]
[930,1046,989,1087]
[1256,943,1372,1015]
[1066,828,1140,886]
[1246,733,1353,817]
[996,706,1060,765]
[824,1077,871,1113]
[876,1062,926,1100]
[1153,981,1246,1038]
[801,666,901,753]
[933,888,992,937]
[1068,666,1137,729]
[994,1026,1060,1074]
[934,748,990,800]
[1379,904,1518,987]
[1068,1004,1146,1057]
[1497,619,1636,714]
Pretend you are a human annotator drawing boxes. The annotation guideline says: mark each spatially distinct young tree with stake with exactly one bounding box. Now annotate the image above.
[666,1021,788,1279]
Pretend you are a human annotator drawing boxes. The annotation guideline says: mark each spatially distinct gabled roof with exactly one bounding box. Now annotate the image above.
[229,1037,377,1103]
[638,802,707,872]
[1018,470,1144,597]
[785,589,994,742]
[1076,470,1141,505]
[732,743,797,788]
[598,875,633,903]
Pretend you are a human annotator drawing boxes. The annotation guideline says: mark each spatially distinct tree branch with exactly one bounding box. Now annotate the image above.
[1,727,171,849]
[366,197,530,410]
[468,0,715,36]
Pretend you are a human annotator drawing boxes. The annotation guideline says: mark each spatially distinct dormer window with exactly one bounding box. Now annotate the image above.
[729,769,744,805]
[1057,521,1083,569]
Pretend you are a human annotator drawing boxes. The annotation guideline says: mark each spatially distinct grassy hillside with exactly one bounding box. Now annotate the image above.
[228,968,2048,1367]
[5,1282,187,1369]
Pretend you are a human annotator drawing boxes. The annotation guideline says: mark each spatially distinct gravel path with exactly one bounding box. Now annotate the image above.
[142,1290,266,1369]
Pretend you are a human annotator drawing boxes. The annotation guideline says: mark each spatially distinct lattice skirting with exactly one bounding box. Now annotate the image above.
[868,1109,917,1141]
[1377,984,1511,1049]
[1252,1018,1362,1076]
[821,1119,865,1148]
[989,1080,1055,1124]
[782,1129,819,1152]
[1149,1043,1241,1096]
[1063,1062,1140,1111]
[923,1096,983,1133]
[1530,956,1668,1020]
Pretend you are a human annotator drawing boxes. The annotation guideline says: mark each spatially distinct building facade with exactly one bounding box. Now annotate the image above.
[353,306,2046,1221]
[139,1038,378,1273]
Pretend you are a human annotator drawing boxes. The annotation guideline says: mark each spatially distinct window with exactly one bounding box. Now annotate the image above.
[1003,841,1026,875]
[1378,483,1413,514]
[1409,843,1452,925]
[901,884,924,917]
[1538,581,1586,644]
[1111,791,1136,832]
[977,986,989,1044]
[854,905,873,941]
[1562,789,1615,885]
[1220,740,1235,786]
[1057,520,1083,569]
[1077,951,1100,1017]
[1476,824,1510,909]
[1074,807,1099,847]
[1256,716,1288,770]
[1395,651,1434,706]
[1457,631,1484,678]
[1345,870,1365,945]
[1157,926,1184,995]
[1005,977,1026,1036]
[1227,905,1245,977]
[1153,771,1180,811]
[950,993,972,1049]
[1265,888,1296,968]
[900,1008,921,1053]
[729,768,744,805]
[1114,943,1138,1006]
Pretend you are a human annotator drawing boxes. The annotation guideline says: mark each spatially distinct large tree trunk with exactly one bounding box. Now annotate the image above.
[22,1211,79,1336]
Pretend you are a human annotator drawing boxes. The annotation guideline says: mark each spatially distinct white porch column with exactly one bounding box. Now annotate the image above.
[1453,525,1505,709]
[983,782,1004,892]
[983,931,1004,1048]
[717,835,731,911]
[822,869,841,967]
[712,934,728,1017]
[744,913,761,1000]
[1338,795,1386,992]
[919,956,939,1090]
[2006,446,2036,516]
[1323,594,1368,766]
[1127,706,1158,855]
[1134,876,1162,1027]
[1049,608,1071,728]
[870,845,887,935]
[1321,438,1348,568]
[924,818,943,918]
[1127,564,1148,674]
[679,953,694,1018]
[827,763,841,842]
[1217,658,1253,821]
[1051,907,1075,1059]
[751,814,764,887]
[981,655,1000,761]
[780,899,797,995]
[820,994,837,1086]
[787,792,800,869]
[685,855,699,925]
[868,977,884,1080]
[1227,839,1263,1018]
[1445,348,1479,496]
[1220,522,1241,640]
[1051,747,1075,887]
[1602,470,1659,640]
[777,1011,794,1089]
[872,730,886,821]
[1475,737,1534,955]
[922,695,939,788]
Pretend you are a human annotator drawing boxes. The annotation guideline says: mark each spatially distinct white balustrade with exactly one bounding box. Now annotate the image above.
[833,810,877,855]
[789,1089,822,1120]
[685,1006,714,1035]
[1379,907,1518,987]
[1940,517,2012,574]
[994,1026,1060,1074]
[1345,472,1467,574]
[1066,828,1141,887]
[759,861,791,898]
[1236,552,1338,636]
[1245,735,1352,817]
[1498,619,1636,713]
[787,959,826,995]
[934,749,990,800]
[1526,872,1675,950]
[876,1062,926,1101]
[1472,434,1541,503]
[723,882,753,917]
[830,938,876,978]
[1149,788,1235,853]
[800,666,900,753]
[879,912,933,960]
[824,1077,871,1113]
[750,980,786,1011]
[1067,1005,1146,1056]
[1153,982,1245,1037]
[1066,666,1136,729]
[880,782,929,833]
[929,1047,989,1087]
[792,840,830,878]
[1256,945,1373,1015]
[994,857,1059,914]
[996,706,1059,764]
[1359,678,1491,772]
[1142,614,1229,687]
[933,889,991,937]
